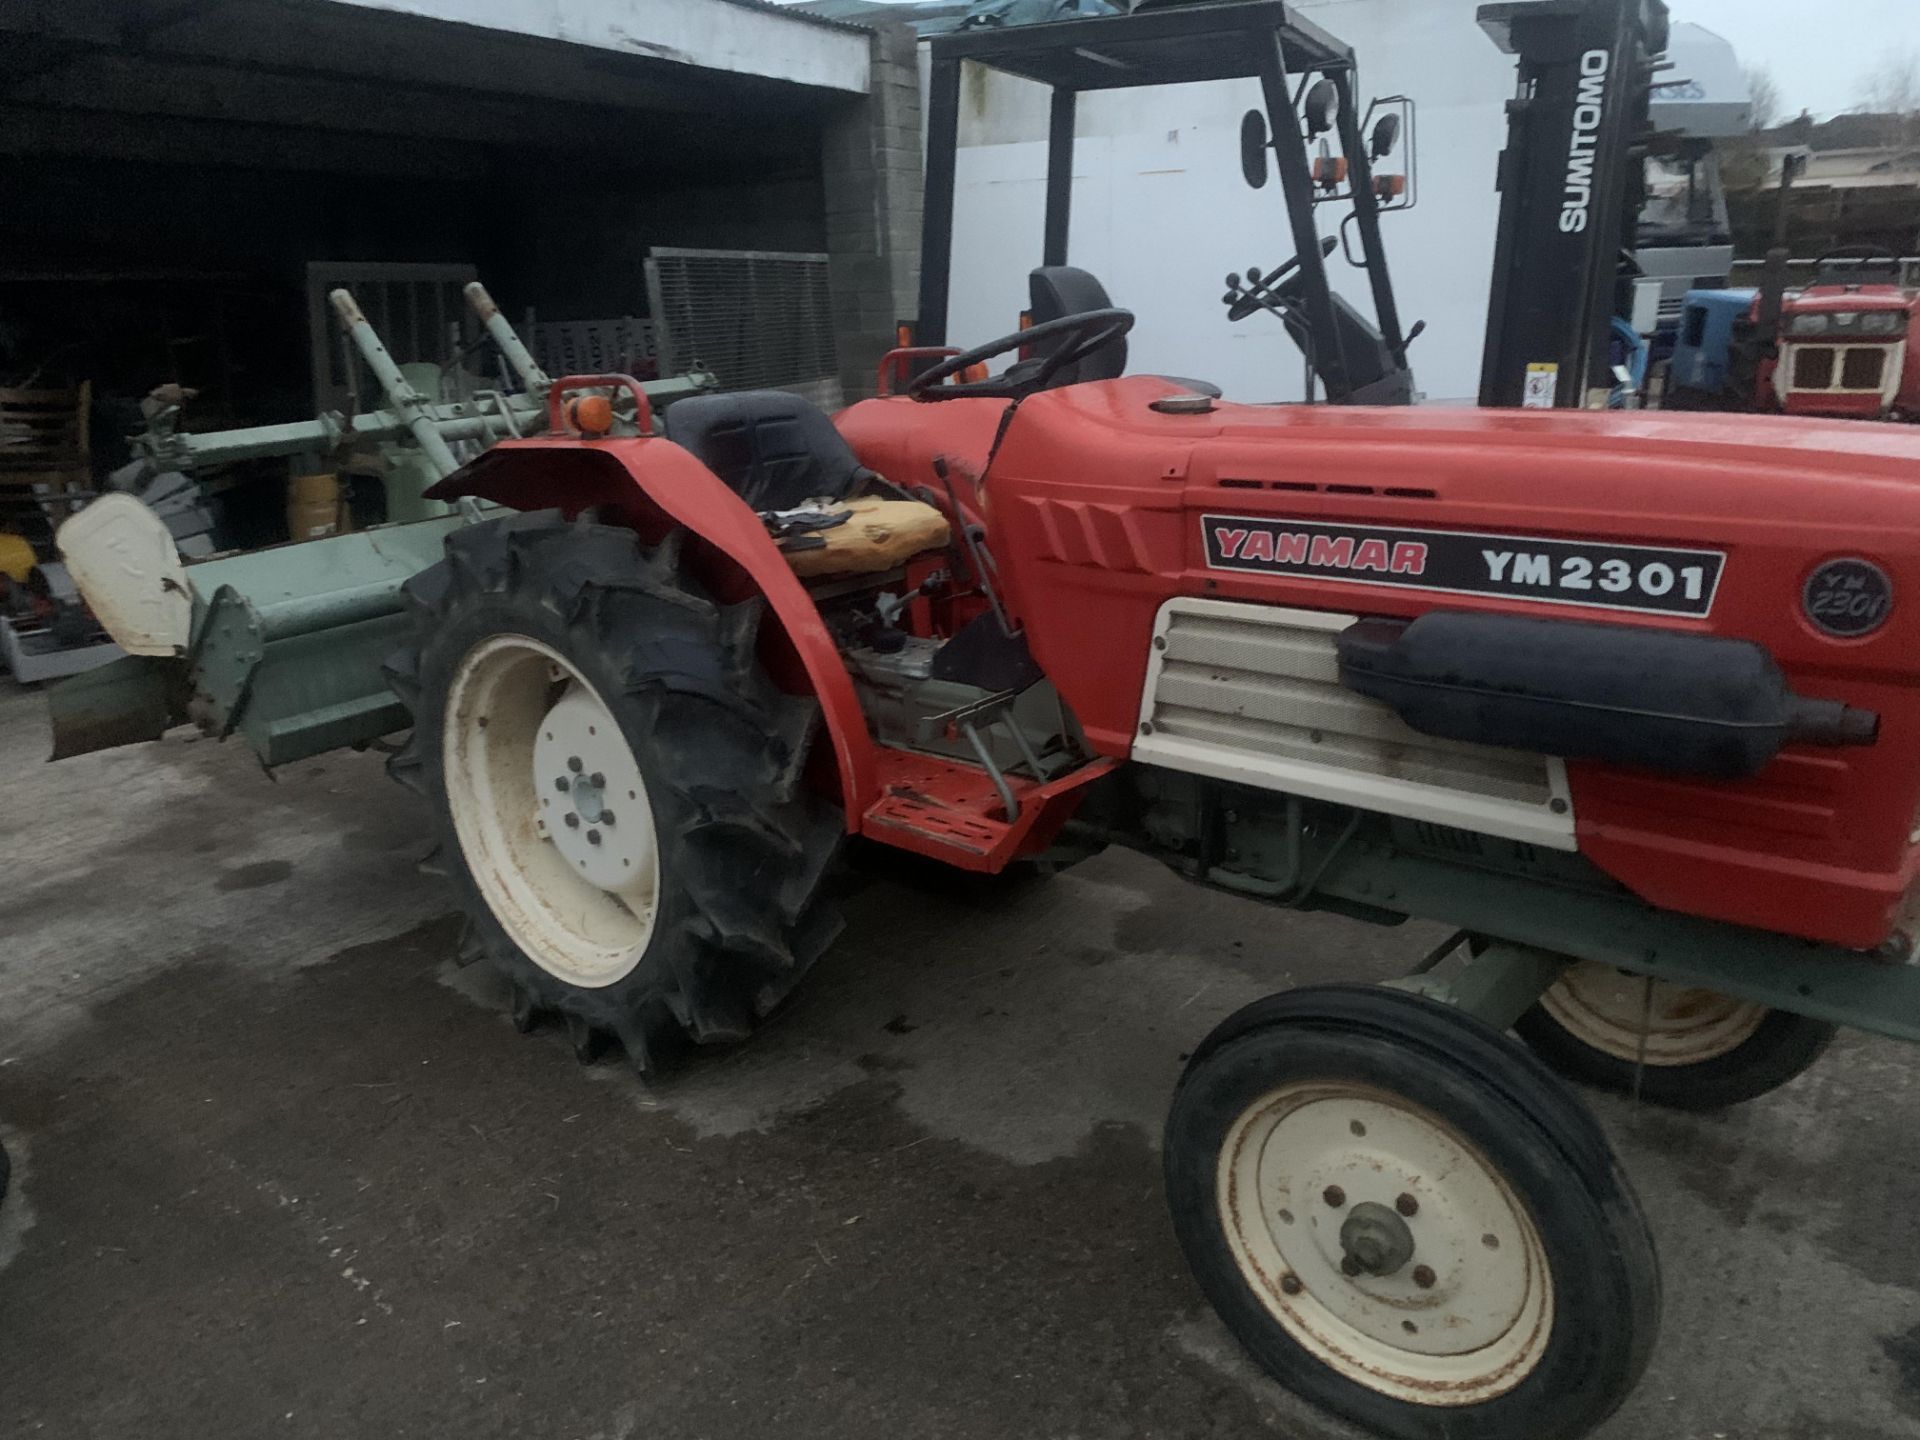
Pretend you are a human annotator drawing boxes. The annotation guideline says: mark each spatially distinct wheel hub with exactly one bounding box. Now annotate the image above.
[533,687,655,897]
[569,771,607,824]
[1339,1201,1415,1277]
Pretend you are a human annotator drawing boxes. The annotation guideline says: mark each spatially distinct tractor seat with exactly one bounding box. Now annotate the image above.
[1029,265,1222,397]
[664,389,875,512]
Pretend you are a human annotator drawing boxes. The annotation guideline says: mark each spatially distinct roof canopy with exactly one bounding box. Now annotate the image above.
[926,0,1353,91]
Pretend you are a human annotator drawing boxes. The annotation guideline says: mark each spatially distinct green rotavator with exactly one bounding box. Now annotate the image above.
[49,283,711,767]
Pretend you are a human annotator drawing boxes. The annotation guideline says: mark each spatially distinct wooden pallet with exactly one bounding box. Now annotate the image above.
[0,381,91,539]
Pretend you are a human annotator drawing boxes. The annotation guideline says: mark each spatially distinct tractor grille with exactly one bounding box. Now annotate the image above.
[1132,599,1576,850]
[1793,347,1836,390]
[1791,345,1888,393]
[1842,347,1887,390]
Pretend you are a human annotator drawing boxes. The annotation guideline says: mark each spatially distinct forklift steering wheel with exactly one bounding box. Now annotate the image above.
[1225,236,1338,322]
[907,308,1135,401]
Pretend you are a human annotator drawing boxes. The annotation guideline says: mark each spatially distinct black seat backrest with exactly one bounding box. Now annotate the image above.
[1323,293,1409,404]
[1028,266,1129,385]
[663,390,867,511]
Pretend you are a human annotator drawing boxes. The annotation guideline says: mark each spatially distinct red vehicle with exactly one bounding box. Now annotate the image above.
[1767,249,1918,420]
[45,5,1920,1439]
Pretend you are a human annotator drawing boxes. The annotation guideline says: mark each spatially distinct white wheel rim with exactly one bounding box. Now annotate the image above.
[1539,962,1766,1066]
[1217,1081,1553,1406]
[442,635,661,988]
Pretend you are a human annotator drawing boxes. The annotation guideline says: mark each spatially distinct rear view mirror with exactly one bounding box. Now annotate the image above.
[1303,79,1338,137]
[1240,109,1270,189]
[1369,112,1401,159]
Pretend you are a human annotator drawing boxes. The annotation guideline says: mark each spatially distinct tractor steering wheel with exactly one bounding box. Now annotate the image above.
[907,308,1135,401]
[1812,244,1905,282]
[1814,243,1903,266]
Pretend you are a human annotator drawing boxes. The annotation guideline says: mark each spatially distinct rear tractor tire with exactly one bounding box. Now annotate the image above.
[1514,962,1833,1110]
[1166,985,1660,1440]
[385,511,843,1073]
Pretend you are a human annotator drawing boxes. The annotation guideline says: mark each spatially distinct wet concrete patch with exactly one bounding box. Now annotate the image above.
[0,1128,35,1276]
[6,680,1920,1440]
[216,859,296,891]
[0,919,1303,1440]
[1626,1043,1920,1296]
[1885,1324,1920,1421]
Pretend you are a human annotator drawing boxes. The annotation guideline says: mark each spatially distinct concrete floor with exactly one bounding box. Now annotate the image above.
[2,677,1917,1440]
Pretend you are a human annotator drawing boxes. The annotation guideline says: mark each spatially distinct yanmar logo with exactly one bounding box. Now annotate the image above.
[1560,49,1610,234]
[1199,514,1726,618]
[1211,524,1429,575]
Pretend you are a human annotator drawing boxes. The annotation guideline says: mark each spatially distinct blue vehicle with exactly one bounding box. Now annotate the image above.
[1666,287,1758,405]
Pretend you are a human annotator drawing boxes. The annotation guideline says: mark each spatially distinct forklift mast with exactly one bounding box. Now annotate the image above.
[1476,0,1669,408]
[915,0,1414,405]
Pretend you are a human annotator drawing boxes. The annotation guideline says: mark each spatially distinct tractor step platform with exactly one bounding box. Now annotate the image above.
[859,746,1115,872]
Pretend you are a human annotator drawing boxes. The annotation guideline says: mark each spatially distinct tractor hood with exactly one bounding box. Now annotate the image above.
[841,371,1920,752]
[915,374,1920,952]
[987,375,1920,540]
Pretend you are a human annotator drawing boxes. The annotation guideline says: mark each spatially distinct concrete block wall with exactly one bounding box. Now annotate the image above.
[822,19,924,401]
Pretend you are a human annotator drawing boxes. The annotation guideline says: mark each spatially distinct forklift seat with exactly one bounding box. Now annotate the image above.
[664,390,875,511]
[1029,267,1131,384]
[1028,266,1222,397]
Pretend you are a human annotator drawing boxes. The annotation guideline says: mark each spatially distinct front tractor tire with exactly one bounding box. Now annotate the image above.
[1166,986,1660,1440]
[1514,962,1834,1110]
[386,512,842,1072]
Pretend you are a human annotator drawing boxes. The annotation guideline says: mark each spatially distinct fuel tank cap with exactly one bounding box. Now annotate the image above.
[1150,392,1217,415]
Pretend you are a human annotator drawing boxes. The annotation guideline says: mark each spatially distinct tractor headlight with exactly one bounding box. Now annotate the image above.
[1787,312,1832,336]
[1860,311,1904,336]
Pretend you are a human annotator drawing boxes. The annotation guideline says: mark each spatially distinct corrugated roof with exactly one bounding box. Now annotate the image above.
[715,0,879,37]
[1759,112,1918,154]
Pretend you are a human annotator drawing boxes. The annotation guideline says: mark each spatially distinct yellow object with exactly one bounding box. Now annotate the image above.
[0,531,34,583]
[287,472,347,541]
[783,497,950,578]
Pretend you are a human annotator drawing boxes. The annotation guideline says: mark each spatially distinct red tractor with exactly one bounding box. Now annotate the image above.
[1669,246,1920,422]
[1767,248,1919,421]
[43,5,1920,1439]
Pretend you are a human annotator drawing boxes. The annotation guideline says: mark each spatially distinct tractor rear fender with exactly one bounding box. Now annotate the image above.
[428,437,877,820]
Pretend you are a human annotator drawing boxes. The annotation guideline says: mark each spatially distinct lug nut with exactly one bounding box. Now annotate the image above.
[587,829,602,846]
[568,756,583,773]
[1280,1274,1303,1296]
[565,814,579,829]
[590,772,605,787]
[1411,1265,1436,1290]
[1323,1185,1346,1209]
[1396,1194,1419,1217]
[599,809,615,825]
[555,777,570,794]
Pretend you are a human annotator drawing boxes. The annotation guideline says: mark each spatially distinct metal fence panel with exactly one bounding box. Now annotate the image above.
[306,262,477,413]
[528,317,659,380]
[647,248,840,409]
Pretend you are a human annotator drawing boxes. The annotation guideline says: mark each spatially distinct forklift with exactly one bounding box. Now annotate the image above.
[1474,0,1670,409]
[911,0,1420,406]
[911,0,1676,414]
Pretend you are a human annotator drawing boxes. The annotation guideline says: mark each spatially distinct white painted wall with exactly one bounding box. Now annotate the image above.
[939,0,1518,402]
[343,0,873,92]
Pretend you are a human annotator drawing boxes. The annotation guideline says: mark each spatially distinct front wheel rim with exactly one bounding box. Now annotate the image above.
[1217,1080,1554,1406]
[442,634,661,988]
[1539,963,1768,1066]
